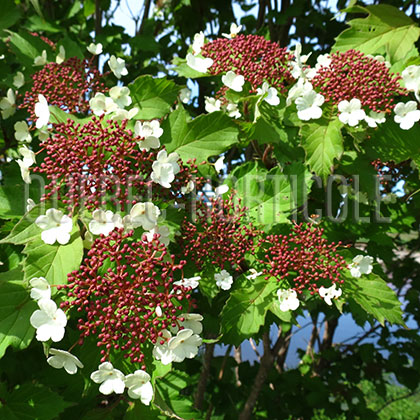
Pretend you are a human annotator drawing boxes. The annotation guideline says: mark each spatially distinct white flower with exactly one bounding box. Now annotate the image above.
[222,71,245,92]
[173,276,200,289]
[226,102,241,118]
[215,269,233,290]
[109,86,132,108]
[144,225,170,246]
[27,198,36,212]
[109,55,128,79]
[186,53,213,73]
[277,289,300,312]
[56,45,65,64]
[13,72,25,89]
[222,23,242,39]
[17,159,31,184]
[151,150,181,188]
[246,269,262,280]
[135,120,163,151]
[34,50,47,66]
[402,65,420,92]
[364,111,386,128]
[338,98,366,127]
[0,88,16,119]
[110,107,138,121]
[89,92,118,116]
[319,284,342,305]
[29,277,51,301]
[215,184,229,196]
[14,121,32,143]
[30,298,67,342]
[125,370,154,404]
[87,42,103,55]
[34,94,50,129]
[181,180,195,195]
[295,90,325,120]
[257,82,280,106]
[179,87,191,104]
[19,145,36,166]
[89,209,122,236]
[129,202,161,231]
[214,156,225,173]
[348,255,374,278]
[47,348,84,374]
[286,78,313,106]
[168,328,202,362]
[289,43,311,79]
[394,101,420,130]
[35,208,73,245]
[177,313,203,334]
[192,31,205,56]
[205,96,221,113]
[90,362,125,395]
[152,329,174,364]
[306,54,332,79]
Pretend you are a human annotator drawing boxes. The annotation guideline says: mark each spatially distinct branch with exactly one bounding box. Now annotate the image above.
[138,0,152,35]
[376,389,420,414]
[194,343,215,410]
[305,314,319,357]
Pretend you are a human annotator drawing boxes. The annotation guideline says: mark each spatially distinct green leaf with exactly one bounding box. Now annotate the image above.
[221,275,279,346]
[0,0,21,31]
[343,272,405,326]
[129,75,180,120]
[161,107,239,163]
[333,5,420,63]
[5,30,48,65]
[300,118,344,182]
[0,269,36,359]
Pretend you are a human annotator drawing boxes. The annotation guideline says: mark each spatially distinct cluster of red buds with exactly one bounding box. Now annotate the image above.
[259,223,347,294]
[30,32,56,49]
[34,117,201,211]
[59,229,194,367]
[180,196,259,271]
[201,34,294,94]
[21,57,106,119]
[311,50,407,113]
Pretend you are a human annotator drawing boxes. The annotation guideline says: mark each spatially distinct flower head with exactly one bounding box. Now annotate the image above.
[90,362,125,395]
[338,98,366,127]
[129,202,161,231]
[222,70,245,92]
[205,96,221,113]
[186,53,213,73]
[125,370,154,404]
[226,102,241,118]
[215,269,233,290]
[89,92,118,116]
[277,289,300,312]
[348,255,374,278]
[135,120,163,151]
[109,55,128,79]
[47,349,84,374]
[319,284,342,305]
[168,328,202,362]
[35,208,73,245]
[30,277,51,301]
[394,101,420,130]
[287,78,313,106]
[257,82,280,106]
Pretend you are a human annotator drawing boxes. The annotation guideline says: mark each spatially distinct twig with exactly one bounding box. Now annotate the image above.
[194,343,215,410]
[376,389,420,414]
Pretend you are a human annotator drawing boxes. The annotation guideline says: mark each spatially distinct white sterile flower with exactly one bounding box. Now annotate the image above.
[109,55,128,79]
[56,45,65,64]
[246,269,262,280]
[402,65,420,92]
[90,362,125,395]
[34,94,50,129]
[295,90,325,121]
[109,86,132,108]
[144,225,170,246]
[290,42,310,79]
[222,71,245,92]
[186,53,213,73]
[192,31,205,56]
[87,42,103,55]
[30,298,67,342]
[178,313,203,334]
[30,277,51,301]
[316,54,332,68]
[13,72,25,89]
[179,87,191,104]
[222,23,242,39]
[394,101,420,130]
[125,370,154,404]
[257,82,280,106]
[173,276,201,289]
[110,107,138,121]
[151,150,181,188]
[14,121,32,143]
[89,92,118,116]
[215,184,229,196]
[89,209,122,236]
[319,284,342,306]
[47,348,84,374]
[215,269,233,290]
[17,160,31,184]
[34,50,47,66]
[152,329,174,364]
[364,111,386,128]
[35,208,73,245]
[277,289,300,312]
[205,96,221,113]
[214,155,225,173]
[0,88,16,119]
[168,328,202,362]
[226,102,241,118]
[338,98,366,127]
[27,198,36,212]
[19,145,36,166]
[135,120,163,152]
[181,180,195,195]
[348,255,374,278]
[286,78,313,106]
[129,202,161,231]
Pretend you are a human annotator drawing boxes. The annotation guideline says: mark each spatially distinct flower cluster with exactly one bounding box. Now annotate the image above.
[201,34,294,93]
[21,57,106,119]
[60,229,196,367]
[259,223,347,294]
[311,50,406,113]
[180,196,259,271]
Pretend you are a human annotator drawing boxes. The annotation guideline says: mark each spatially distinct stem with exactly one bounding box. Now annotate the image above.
[194,343,215,410]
